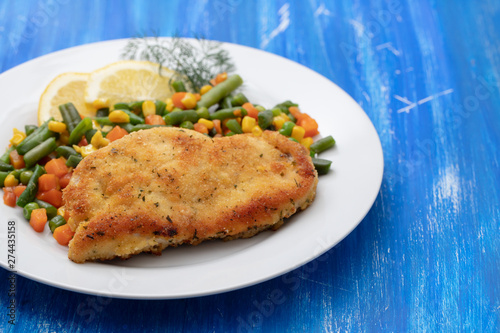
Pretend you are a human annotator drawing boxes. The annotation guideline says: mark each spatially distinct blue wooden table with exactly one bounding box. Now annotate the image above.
[1,1,499,332]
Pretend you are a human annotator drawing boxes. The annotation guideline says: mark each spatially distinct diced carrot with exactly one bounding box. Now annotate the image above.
[53,224,75,246]
[45,157,69,178]
[29,208,47,232]
[297,114,320,138]
[13,185,26,197]
[3,187,16,207]
[38,174,60,192]
[242,103,259,120]
[59,172,72,189]
[9,149,25,169]
[145,115,166,125]
[193,122,209,134]
[288,106,305,121]
[78,137,88,146]
[107,126,128,142]
[36,189,63,208]
[213,119,222,135]
[172,92,187,109]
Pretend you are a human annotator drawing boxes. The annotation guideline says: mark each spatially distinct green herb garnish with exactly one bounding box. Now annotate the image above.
[121,34,235,91]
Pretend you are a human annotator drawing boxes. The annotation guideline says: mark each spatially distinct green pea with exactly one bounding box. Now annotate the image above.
[20,170,34,185]
[23,202,40,220]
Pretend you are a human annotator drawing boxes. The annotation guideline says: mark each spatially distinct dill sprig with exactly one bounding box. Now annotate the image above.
[121,35,235,91]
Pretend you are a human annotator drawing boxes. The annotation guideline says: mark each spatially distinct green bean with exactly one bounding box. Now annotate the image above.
[34,199,57,219]
[128,101,144,113]
[258,110,273,129]
[118,123,134,133]
[180,121,194,130]
[93,117,115,126]
[309,136,336,154]
[16,164,45,208]
[23,202,39,220]
[0,161,14,172]
[155,100,167,115]
[255,105,266,112]
[278,121,295,137]
[289,137,299,143]
[130,124,166,132]
[16,121,56,155]
[197,75,243,108]
[219,96,233,109]
[231,93,249,106]
[25,125,38,136]
[96,108,110,117]
[163,110,199,126]
[56,146,78,159]
[209,107,247,121]
[59,103,82,133]
[172,80,187,92]
[49,215,67,233]
[196,107,210,120]
[69,117,93,146]
[0,171,8,187]
[23,138,57,168]
[274,100,298,114]
[1,147,15,163]
[171,107,183,113]
[85,129,98,143]
[122,110,145,125]
[20,170,34,185]
[226,119,243,134]
[312,158,332,175]
[113,103,130,110]
[225,131,236,137]
[66,155,82,168]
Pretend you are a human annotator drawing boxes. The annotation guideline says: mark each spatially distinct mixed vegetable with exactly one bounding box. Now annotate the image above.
[1,72,334,245]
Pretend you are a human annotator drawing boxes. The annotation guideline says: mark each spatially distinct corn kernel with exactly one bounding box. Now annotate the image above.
[242,116,256,133]
[142,100,156,117]
[181,93,197,109]
[301,137,314,150]
[198,118,214,130]
[252,125,263,137]
[291,125,306,142]
[90,131,109,149]
[281,113,290,122]
[4,174,19,187]
[10,128,26,146]
[109,110,130,123]
[166,98,174,112]
[200,85,212,95]
[79,144,97,157]
[57,206,65,216]
[92,98,109,109]
[48,121,67,133]
[272,117,285,130]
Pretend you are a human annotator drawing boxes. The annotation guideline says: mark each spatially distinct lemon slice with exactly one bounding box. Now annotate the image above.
[85,60,175,107]
[38,72,93,125]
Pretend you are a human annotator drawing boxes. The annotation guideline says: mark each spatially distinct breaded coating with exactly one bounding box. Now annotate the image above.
[63,127,318,263]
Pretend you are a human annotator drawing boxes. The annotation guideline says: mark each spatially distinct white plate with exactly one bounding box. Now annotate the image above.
[0,38,383,299]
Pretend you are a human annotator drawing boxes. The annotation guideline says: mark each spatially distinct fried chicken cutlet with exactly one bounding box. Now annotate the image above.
[63,127,318,263]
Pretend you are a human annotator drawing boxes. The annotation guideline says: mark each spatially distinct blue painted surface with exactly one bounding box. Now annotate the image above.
[0,1,499,332]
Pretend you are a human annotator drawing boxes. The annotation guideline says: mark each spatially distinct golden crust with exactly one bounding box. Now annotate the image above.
[63,127,318,263]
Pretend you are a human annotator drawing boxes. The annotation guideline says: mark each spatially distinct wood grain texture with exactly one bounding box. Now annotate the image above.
[0,0,499,332]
